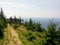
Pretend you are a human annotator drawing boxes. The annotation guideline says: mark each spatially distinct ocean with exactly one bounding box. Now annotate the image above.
[23,18,60,29]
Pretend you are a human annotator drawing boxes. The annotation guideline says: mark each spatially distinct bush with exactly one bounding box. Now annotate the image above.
[27,32,36,41]
[13,24,19,29]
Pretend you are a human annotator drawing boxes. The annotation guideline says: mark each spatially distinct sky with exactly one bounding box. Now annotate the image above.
[0,0,60,18]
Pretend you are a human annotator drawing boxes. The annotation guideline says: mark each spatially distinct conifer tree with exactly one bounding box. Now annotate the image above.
[0,8,7,39]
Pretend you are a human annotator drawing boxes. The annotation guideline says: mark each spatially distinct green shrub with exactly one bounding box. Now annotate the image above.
[27,32,36,41]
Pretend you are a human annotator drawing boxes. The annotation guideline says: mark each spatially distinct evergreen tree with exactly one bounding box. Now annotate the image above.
[0,8,7,39]
[14,16,17,22]
[9,16,13,25]
[18,17,22,24]
[45,22,57,45]
[29,18,33,25]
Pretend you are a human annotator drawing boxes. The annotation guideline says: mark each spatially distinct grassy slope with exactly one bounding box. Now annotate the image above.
[0,24,46,45]
[16,25,34,45]
[16,25,46,45]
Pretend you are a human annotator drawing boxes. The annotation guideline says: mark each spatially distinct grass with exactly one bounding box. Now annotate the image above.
[16,25,46,45]
[0,28,9,45]
[16,29,34,45]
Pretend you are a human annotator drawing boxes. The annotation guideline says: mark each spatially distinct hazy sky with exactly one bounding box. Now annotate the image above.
[0,0,60,18]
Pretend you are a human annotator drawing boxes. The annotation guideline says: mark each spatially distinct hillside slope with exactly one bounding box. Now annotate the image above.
[3,24,23,45]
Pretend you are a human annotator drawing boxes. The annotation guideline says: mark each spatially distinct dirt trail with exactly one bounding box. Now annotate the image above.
[4,24,23,45]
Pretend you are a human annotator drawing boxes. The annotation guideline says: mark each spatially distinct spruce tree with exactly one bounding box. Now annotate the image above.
[0,8,7,39]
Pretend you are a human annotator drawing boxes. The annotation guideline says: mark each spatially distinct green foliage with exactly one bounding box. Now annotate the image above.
[0,18,7,39]
[13,24,19,29]
[25,19,43,32]
[47,23,56,33]
[0,8,7,39]
[26,31,36,41]
[8,16,24,25]
[45,22,59,45]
